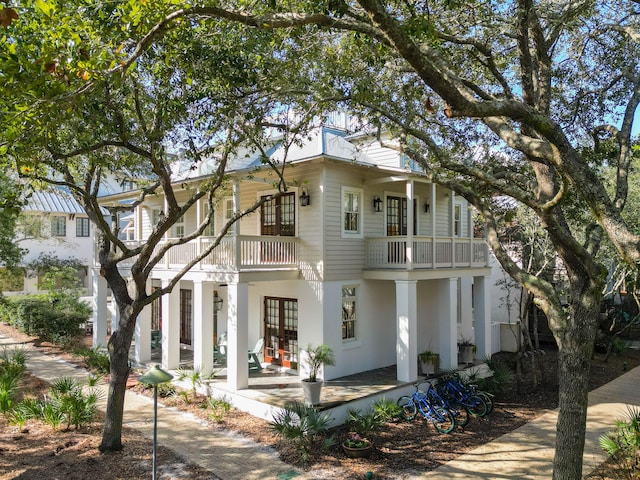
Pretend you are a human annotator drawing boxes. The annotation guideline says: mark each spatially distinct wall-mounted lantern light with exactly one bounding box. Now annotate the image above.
[299,187,310,207]
[373,195,383,213]
[213,290,224,312]
[424,202,430,213]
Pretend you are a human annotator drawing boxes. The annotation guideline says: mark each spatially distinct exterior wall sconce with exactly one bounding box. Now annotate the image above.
[373,195,383,212]
[424,202,430,213]
[299,187,310,207]
[213,290,224,312]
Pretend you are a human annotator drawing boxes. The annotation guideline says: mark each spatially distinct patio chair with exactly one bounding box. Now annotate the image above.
[151,330,161,350]
[214,332,227,365]
[248,338,264,371]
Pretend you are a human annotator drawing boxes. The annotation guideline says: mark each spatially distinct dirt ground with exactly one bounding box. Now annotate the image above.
[1,322,639,479]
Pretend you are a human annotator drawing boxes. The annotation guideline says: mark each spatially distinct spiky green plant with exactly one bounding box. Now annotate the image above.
[177,367,203,399]
[270,401,335,464]
[599,407,640,480]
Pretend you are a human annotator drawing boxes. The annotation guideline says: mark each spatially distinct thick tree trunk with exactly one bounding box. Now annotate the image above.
[99,307,136,452]
[552,290,601,479]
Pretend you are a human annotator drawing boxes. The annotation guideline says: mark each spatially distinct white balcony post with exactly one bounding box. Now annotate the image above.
[395,280,418,382]
[438,278,458,370]
[233,180,241,269]
[193,280,214,375]
[406,180,414,271]
[91,270,108,348]
[161,279,181,370]
[227,281,249,390]
[473,275,492,359]
[431,184,437,268]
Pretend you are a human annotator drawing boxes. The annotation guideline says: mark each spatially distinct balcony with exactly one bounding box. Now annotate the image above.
[107,235,298,272]
[366,236,489,270]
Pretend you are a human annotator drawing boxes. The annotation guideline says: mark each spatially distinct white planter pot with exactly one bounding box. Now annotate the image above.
[301,379,323,406]
[420,359,437,376]
[459,345,475,364]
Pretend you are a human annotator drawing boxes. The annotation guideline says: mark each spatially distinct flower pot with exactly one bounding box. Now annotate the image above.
[459,345,475,364]
[301,379,323,406]
[419,358,437,376]
[342,441,373,458]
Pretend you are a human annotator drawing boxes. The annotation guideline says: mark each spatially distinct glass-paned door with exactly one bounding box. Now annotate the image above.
[151,286,162,331]
[180,289,192,345]
[260,192,295,236]
[386,196,417,263]
[264,297,299,369]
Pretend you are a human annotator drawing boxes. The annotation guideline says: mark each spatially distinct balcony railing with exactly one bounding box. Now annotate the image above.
[105,235,298,272]
[366,236,489,269]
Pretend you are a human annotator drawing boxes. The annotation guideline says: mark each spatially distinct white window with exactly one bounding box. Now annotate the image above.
[152,209,162,227]
[224,198,234,221]
[342,286,357,341]
[454,204,461,237]
[51,216,66,236]
[171,215,185,238]
[342,187,362,237]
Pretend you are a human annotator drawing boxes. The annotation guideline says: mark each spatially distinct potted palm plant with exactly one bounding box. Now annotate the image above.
[301,343,335,406]
[418,350,440,376]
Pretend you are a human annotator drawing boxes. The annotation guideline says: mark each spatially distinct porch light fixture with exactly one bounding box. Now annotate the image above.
[213,291,224,312]
[424,202,430,213]
[373,195,383,213]
[138,365,173,480]
[299,187,310,207]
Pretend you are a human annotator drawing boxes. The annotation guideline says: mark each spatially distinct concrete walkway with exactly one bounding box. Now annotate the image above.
[420,364,640,479]
[3,332,640,479]
[0,333,306,480]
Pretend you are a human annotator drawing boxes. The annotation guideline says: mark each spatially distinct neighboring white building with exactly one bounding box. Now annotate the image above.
[17,188,95,294]
[93,123,493,391]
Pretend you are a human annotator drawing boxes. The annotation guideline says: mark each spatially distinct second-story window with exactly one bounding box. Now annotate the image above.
[51,216,66,236]
[203,202,214,236]
[342,286,357,341]
[172,215,185,238]
[152,209,162,227]
[454,204,461,237]
[342,187,362,237]
[76,217,90,237]
[224,198,234,222]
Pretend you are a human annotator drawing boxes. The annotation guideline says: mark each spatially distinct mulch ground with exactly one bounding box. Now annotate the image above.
[1,322,639,479]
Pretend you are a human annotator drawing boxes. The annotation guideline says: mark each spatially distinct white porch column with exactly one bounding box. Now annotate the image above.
[395,280,418,382]
[227,281,249,390]
[135,301,152,364]
[91,271,108,348]
[161,280,181,370]
[193,280,214,375]
[473,275,492,359]
[438,278,458,370]
[406,180,415,271]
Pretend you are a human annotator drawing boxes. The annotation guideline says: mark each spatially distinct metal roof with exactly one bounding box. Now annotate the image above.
[24,188,86,215]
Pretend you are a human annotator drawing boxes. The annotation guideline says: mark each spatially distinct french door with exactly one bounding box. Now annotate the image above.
[180,289,192,345]
[260,192,296,236]
[264,297,299,369]
[386,196,417,263]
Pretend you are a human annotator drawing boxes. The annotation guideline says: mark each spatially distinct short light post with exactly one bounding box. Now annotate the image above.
[138,365,173,480]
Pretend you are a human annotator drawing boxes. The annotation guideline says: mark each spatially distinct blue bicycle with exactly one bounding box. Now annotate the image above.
[397,382,456,433]
[437,377,488,417]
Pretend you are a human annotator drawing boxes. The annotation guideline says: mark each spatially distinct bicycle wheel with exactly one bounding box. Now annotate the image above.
[431,406,455,434]
[465,394,488,417]
[450,403,470,428]
[476,391,494,414]
[397,396,417,421]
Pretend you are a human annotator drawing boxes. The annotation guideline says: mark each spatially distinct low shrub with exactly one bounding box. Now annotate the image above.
[0,347,28,412]
[72,346,110,374]
[270,401,335,464]
[206,395,231,423]
[599,407,640,480]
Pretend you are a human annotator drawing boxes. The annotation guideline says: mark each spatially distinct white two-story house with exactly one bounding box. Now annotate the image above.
[92,122,492,393]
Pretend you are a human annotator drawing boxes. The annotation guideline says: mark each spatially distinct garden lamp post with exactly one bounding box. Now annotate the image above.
[138,365,173,480]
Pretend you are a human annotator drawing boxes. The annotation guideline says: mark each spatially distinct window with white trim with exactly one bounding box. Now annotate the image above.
[171,215,185,238]
[152,209,162,227]
[342,187,362,237]
[224,198,234,221]
[342,286,357,341]
[454,204,461,237]
[51,216,66,237]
